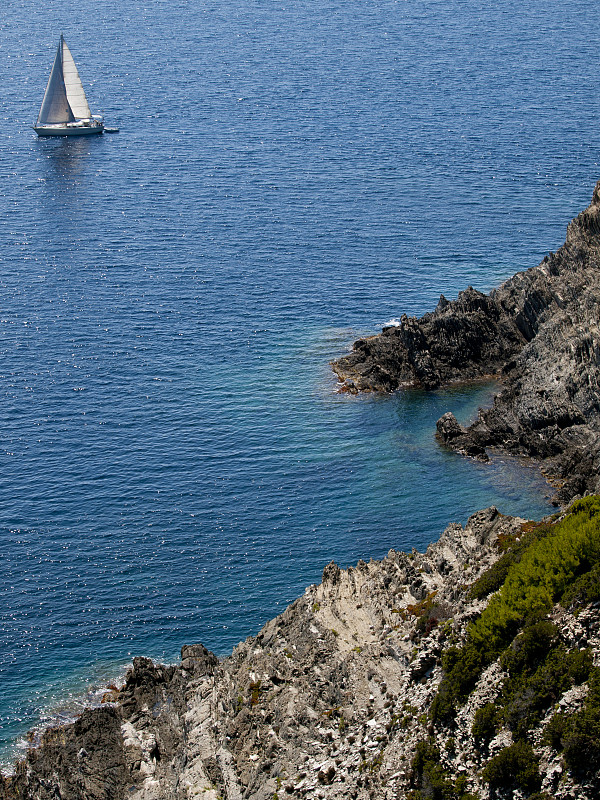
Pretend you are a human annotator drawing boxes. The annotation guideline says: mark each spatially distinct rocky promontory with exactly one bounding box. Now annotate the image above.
[333,181,600,503]
[2,499,600,800]
[3,186,600,800]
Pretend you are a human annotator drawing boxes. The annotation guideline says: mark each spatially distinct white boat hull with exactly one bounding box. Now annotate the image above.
[34,121,104,137]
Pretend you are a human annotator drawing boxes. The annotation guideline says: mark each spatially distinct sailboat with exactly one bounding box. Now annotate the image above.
[34,35,104,137]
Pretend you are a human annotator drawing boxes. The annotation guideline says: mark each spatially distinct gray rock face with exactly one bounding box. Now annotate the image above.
[3,506,598,800]
[3,707,128,800]
[334,286,527,393]
[436,412,489,461]
[332,181,600,502]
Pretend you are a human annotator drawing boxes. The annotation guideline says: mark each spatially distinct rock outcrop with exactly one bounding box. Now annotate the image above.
[4,187,600,800]
[333,182,600,502]
[2,504,599,800]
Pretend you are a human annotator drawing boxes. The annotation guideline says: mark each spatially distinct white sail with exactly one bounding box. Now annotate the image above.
[34,36,105,137]
[62,38,92,119]
[37,39,75,125]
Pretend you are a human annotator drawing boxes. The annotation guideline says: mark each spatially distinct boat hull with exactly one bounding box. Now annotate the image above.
[34,122,104,137]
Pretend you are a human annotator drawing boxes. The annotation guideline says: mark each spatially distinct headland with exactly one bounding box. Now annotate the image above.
[3,184,600,800]
[333,182,600,505]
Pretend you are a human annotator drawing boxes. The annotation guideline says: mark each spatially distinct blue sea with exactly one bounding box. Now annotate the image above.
[1,0,599,768]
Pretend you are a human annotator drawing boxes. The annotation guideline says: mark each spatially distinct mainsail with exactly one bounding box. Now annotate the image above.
[37,38,75,125]
[36,36,91,126]
[62,39,92,119]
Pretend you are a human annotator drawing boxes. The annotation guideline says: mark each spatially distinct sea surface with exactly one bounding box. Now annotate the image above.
[1,0,599,768]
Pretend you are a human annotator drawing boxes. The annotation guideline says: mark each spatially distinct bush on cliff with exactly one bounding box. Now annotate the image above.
[431,496,600,723]
[471,703,499,748]
[470,495,600,655]
[560,560,600,610]
[502,641,592,737]
[544,665,600,780]
[495,617,592,736]
[481,740,541,795]
[468,521,555,602]
[409,739,480,800]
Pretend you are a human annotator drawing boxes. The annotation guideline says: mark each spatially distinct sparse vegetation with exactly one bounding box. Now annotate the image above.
[359,749,384,774]
[409,739,480,800]
[544,665,600,780]
[431,497,600,723]
[249,680,261,706]
[482,740,541,794]
[406,591,452,640]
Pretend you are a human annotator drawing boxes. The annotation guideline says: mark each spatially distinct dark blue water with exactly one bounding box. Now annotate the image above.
[1,0,599,767]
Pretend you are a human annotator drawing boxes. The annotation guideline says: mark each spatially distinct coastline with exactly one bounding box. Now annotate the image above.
[3,185,600,798]
[332,181,600,504]
[2,501,599,799]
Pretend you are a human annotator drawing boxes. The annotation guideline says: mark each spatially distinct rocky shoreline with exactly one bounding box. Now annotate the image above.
[3,185,600,800]
[2,502,599,800]
[333,181,600,505]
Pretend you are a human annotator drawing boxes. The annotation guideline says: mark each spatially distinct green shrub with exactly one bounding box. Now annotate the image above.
[432,498,600,722]
[482,739,541,793]
[543,711,567,750]
[500,620,557,676]
[502,646,592,737]
[410,740,438,780]
[468,523,555,601]
[471,495,600,655]
[471,703,499,746]
[410,739,479,800]
[545,666,600,780]
[497,618,592,735]
[411,740,454,800]
[430,643,487,723]
[430,497,600,734]
[560,561,600,610]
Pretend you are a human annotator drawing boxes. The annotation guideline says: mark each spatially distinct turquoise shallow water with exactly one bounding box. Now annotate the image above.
[1,0,599,767]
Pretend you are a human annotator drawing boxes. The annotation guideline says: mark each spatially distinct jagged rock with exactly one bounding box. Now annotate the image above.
[180,644,219,675]
[332,181,600,501]
[322,561,342,585]
[5,188,600,800]
[436,411,465,442]
[436,412,489,461]
[1,707,128,800]
[7,506,597,800]
[332,285,526,392]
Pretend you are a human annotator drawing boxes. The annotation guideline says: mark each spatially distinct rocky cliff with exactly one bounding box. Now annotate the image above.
[4,186,600,800]
[333,182,600,503]
[2,499,600,800]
